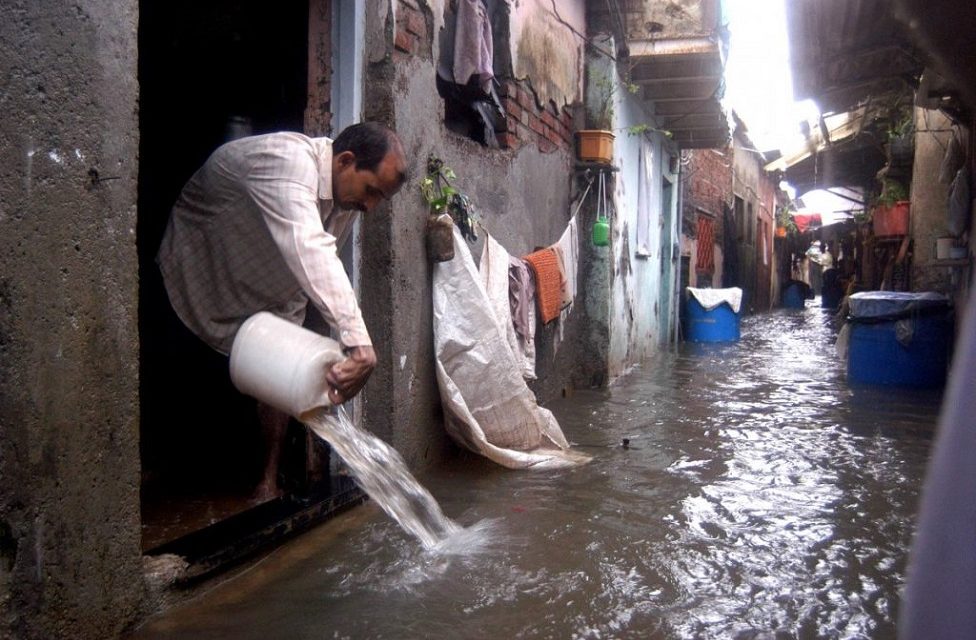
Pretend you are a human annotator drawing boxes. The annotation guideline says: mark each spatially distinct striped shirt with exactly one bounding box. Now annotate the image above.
[157,132,370,355]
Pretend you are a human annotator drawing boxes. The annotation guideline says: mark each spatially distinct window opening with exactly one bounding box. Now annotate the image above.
[636,138,654,255]
[734,195,745,241]
[747,202,755,245]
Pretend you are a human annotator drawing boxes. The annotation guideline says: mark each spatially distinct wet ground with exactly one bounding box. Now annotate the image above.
[131,305,941,639]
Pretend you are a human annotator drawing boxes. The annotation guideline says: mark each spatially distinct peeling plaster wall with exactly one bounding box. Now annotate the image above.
[510,0,584,108]
[605,80,676,376]
[591,0,721,40]
[365,0,588,469]
[0,2,143,638]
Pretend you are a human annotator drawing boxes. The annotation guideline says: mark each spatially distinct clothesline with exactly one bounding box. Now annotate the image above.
[472,171,595,247]
[462,181,590,379]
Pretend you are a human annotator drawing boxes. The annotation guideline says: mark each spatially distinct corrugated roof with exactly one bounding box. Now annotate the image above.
[786,0,923,114]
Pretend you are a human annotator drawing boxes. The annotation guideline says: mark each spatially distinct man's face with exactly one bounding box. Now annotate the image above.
[332,150,405,213]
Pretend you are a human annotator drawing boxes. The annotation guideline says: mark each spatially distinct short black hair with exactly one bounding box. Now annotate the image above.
[333,122,404,174]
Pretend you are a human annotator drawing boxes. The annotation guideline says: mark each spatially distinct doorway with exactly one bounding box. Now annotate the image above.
[137,0,358,563]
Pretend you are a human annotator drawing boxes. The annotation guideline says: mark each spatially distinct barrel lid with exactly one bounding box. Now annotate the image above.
[848,291,951,320]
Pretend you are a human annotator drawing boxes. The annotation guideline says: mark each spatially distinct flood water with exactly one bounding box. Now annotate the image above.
[132,305,941,639]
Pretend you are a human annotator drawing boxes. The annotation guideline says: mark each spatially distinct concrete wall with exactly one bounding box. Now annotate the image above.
[732,127,762,311]
[589,0,721,40]
[589,53,677,375]
[368,0,590,468]
[0,2,144,638]
[911,108,959,294]
[755,168,777,311]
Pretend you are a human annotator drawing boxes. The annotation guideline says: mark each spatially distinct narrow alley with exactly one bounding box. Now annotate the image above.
[5,1,975,638]
[130,304,938,639]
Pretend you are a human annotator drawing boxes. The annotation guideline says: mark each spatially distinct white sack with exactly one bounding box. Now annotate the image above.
[434,228,590,469]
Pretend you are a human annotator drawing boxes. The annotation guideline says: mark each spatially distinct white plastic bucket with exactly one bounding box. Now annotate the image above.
[936,237,954,260]
[229,312,344,418]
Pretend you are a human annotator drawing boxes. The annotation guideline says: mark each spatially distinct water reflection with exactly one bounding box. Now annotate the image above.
[131,307,938,640]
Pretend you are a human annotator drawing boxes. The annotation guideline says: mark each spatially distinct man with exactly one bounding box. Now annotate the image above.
[157,122,407,500]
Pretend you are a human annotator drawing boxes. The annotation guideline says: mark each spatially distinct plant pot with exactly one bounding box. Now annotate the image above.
[873,201,910,237]
[888,135,915,167]
[775,226,788,238]
[426,213,455,262]
[576,130,615,164]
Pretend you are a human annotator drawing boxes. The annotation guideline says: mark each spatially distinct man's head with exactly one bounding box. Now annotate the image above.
[332,122,407,212]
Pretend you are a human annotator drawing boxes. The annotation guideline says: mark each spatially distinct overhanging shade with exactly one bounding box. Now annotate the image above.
[765,107,887,193]
[786,0,924,115]
[791,210,854,233]
[628,36,731,149]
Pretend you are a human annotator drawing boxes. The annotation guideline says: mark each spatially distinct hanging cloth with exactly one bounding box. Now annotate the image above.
[454,0,494,93]
[696,216,715,272]
[508,256,537,379]
[523,248,564,324]
[553,216,579,311]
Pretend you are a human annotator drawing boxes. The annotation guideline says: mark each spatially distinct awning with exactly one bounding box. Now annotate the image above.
[628,36,731,149]
[792,210,854,233]
[765,107,887,193]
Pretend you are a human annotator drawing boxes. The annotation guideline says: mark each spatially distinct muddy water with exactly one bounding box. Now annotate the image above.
[133,306,940,639]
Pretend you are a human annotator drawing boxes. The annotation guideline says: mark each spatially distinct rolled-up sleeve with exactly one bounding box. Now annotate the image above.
[243,144,371,348]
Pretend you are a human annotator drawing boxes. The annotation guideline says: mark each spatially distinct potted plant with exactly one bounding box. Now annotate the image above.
[871,179,910,237]
[419,155,480,262]
[577,69,617,164]
[886,112,915,168]
[775,205,797,237]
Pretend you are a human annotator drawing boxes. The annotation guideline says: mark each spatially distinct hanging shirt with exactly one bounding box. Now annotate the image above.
[454,0,494,92]
[157,132,369,355]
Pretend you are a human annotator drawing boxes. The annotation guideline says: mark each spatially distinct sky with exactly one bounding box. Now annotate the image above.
[723,0,860,210]
[722,0,819,154]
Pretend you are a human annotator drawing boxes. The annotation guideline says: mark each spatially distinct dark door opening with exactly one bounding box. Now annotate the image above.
[137,0,357,563]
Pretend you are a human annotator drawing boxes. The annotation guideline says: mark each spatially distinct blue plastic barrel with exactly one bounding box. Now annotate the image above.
[686,297,740,342]
[847,292,952,387]
[783,282,806,309]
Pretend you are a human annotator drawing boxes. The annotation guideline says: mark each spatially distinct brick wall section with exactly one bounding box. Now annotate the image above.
[682,147,732,250]
[497,79,574,153]
[394,0,432,62]
[305,0,332,136]
[395,0,574,153]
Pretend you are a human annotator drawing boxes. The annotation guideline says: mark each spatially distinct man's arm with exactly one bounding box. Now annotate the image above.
[244,140,374,401]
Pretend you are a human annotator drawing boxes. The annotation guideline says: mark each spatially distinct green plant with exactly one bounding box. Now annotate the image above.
[587,67,670,138]
[420,156,457,213]
[852,208,870,224]
[874,179,908,208]
[586,68,616,130]
[887,111,914,141]
[626,123,673,138]
[776,204,798,233]
[419,155,478,242]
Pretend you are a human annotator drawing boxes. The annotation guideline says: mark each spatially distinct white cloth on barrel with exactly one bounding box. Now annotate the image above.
[686,287,743,314]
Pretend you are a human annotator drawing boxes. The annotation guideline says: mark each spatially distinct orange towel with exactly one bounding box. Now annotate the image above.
[523,248,563,324]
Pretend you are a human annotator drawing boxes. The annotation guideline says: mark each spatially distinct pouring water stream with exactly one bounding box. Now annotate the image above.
[303,405,461,549]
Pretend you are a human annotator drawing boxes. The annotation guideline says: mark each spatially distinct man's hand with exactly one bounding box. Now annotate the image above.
[326,345,376,405]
